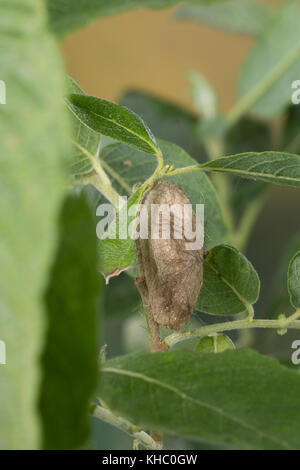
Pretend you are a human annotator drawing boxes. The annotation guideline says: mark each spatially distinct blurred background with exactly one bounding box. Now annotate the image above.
[61,0,281,111]
[61,0,300,449]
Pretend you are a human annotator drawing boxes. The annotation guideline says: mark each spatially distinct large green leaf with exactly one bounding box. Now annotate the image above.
[68,94,160,155]
[238,1,300,119]
[121,90,206,161]
[99,349,300,449]
[47,0,228,37]
[176,0,272,36]
[0,0,69,449]
[288,250,300,309]
[197,245,260,315]
[201,151,300,188]
[39,194,102,449]
[100,140,228,249]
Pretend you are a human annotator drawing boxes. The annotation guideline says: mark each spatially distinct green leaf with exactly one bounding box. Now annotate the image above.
[195,334,235,353]
[68,93,160,155]
[105,274,141,319]
[66,77,100,176]
[176,0,272,36]
[98,187,145,279]
[201,151,300,188]
[226,118,272,156]
[100,140,228,249]
[39,194,102,449]
[197,245,260,315]
[267,233,300,318]
[238,1,300,119]
[187,69,219,120]
[288,250,300,309]
[99,349,300,449]
[0,0,69,449]
[121,89,206,161]
[47,0,228,37]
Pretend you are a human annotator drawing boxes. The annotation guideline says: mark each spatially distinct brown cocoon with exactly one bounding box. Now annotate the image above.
[136,181,204,330]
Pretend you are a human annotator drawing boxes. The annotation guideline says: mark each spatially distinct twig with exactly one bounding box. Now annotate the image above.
[93,406,159,450]
[164,312,300,347]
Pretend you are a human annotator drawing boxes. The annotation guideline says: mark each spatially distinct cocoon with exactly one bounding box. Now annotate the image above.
[136,181,204,330]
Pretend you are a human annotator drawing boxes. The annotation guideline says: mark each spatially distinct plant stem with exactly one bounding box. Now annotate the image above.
[166,165,201,177]
[100,158,132,194]
[72,140,121,208]
[285,309,300,323]
[143,147,165,188]
[155,147,164,174]
[246,303,254,321]
[164,315,300,347]
[93,406,159,450]
[135,276,167,353]
[204,138,234,236]
[232,192,267,251]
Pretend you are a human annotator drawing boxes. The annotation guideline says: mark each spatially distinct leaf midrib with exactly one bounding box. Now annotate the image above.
[79,103,158,155]
[205,257,252,311]
[102,366,290,449]
[202,152,300,184]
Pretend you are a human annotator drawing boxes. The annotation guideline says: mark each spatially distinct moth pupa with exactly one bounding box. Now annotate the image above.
[136,181,204,330]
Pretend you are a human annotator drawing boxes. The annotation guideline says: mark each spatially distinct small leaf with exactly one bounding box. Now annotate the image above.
[195,334,235,353]
[201,151,300,188]
[288,250,300,309]
[99,349,300,449]
[98,187,145,279]
[238,1,300,118]
[197,244,260,315]
[267,233,300,318]
[176,0,272,36]
[39,194,102,449]
[68,93,160,154]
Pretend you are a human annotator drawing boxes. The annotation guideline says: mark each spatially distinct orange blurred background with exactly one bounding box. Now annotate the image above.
[61,1,281,113]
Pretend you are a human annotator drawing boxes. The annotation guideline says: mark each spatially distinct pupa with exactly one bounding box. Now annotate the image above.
[136,180,204,330]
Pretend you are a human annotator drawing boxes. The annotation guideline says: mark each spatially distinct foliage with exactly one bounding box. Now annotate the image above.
[2,0,300,451]
[39,194,102,449]
[0,0,69,449]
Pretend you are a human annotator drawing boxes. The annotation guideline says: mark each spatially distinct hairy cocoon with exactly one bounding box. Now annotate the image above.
[136,181,204,330]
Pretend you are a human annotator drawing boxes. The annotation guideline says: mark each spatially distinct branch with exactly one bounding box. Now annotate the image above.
[164,312,300,347]
[93,406,159,450]
[71,140,122,208]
